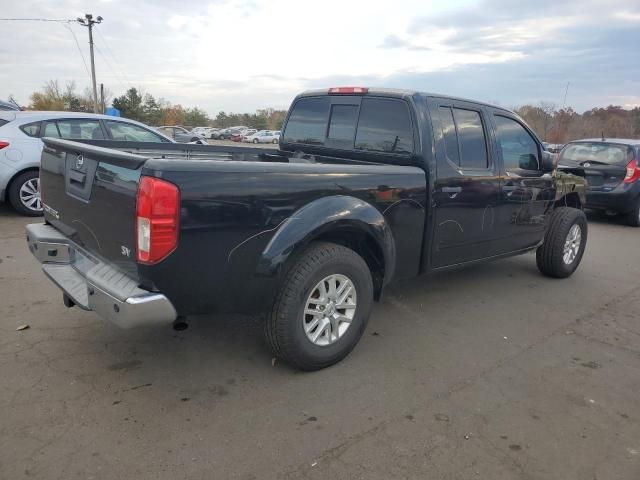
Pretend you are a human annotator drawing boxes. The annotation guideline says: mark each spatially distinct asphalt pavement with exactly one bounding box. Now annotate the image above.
[1,205,639,479]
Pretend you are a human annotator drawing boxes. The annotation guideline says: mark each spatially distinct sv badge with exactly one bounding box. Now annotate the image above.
[121,246,131,257]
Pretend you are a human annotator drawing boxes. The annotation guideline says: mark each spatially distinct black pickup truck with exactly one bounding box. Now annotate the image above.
[27,87,587,370]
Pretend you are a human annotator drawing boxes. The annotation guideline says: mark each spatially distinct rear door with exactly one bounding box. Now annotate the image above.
[428,98,501,267]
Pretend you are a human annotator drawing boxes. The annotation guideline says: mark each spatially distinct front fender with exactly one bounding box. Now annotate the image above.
[256,195,396,283]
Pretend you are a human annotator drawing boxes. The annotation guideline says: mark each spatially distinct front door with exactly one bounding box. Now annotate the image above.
[490,113,555,253]
[428,99,501,268]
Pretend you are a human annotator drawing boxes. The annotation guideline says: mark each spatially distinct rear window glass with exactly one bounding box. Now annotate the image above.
[355,98,413,154]
[439,107,460,165]
[283,97,329,145]
[560,143,633,166]
[328,104,358,142]
[20,122,40,137]
[452,108,488,169]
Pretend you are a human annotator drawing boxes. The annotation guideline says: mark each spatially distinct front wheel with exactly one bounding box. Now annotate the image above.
[272,138,278,144]
[265,242,373,371]
[536,207,587,278]
[253,138,259,144]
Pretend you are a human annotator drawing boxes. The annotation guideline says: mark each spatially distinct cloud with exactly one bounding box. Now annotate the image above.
[0,0,638,115]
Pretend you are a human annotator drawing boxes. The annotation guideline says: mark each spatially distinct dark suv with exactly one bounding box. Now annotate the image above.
[558,139,640,226]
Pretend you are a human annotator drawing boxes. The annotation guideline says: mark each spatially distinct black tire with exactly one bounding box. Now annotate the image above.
[266,242,373,371]
[272,139,278,144]
[8,170,43,217]
[624,198,640,227]
[253,139,259,144]
[536,207,587,278]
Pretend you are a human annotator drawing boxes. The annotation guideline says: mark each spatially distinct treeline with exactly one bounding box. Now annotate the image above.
[25,82,286,130]
[515,103,640,143]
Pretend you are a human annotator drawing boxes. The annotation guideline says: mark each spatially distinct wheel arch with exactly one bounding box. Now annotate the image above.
[257,196,396,300]
[554,191,582,210]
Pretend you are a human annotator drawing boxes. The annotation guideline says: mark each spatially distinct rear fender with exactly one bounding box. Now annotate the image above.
[257,195,396,284]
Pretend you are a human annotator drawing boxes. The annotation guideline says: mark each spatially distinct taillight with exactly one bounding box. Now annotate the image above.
[0,141,9,149]
[623,159,640,184]
[328,87,369,94]
[136,176,180,264]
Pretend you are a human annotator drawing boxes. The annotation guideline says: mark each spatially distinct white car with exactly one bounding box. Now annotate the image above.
[244,130,281,144]
[0,111,174,216]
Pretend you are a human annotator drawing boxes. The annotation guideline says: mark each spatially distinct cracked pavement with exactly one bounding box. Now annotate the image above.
[1,205,639,479]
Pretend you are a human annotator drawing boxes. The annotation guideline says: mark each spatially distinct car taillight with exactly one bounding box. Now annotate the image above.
[136,176,180,264]
[328,87,369,94]
[0,141,9,149]
[623,159,640,184]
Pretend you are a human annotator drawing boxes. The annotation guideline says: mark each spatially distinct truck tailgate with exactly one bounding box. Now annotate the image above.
[39,138,145,280]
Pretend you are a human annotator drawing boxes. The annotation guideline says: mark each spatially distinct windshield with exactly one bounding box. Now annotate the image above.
[560,142,633,166]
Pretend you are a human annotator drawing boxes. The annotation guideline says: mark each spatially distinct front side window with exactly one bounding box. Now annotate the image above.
[53,119,104,140]
[105,121,166,142]
[355,98,413,154]
[327,104,358,142]
[283,97,330,145]
[494,115,539,171]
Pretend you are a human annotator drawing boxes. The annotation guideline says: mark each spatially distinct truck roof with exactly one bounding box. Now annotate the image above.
[297,87,513,114]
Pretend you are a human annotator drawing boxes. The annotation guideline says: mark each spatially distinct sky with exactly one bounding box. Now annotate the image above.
[1,0,639,115]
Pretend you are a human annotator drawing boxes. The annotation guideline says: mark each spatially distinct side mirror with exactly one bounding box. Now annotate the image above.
[540,150,556,172]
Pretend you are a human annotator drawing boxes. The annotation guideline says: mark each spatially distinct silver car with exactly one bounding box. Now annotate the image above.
[158,126,207,144]
[0,111,174,216]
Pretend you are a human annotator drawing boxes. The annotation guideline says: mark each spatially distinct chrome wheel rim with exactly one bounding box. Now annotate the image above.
[19,178,42,212]
[303,274,357,346]
[563,224,581,265]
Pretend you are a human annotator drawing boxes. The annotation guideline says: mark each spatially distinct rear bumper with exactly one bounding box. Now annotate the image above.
[586,184,640,212]
[26,223,177,329]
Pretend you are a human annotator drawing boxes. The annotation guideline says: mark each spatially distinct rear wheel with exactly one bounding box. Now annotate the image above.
[272,138,278,144]
[253,138,259,144]
[266,242,373,371]
[624,198,640,227]
[536,207,587,278]
[8,171,43,216]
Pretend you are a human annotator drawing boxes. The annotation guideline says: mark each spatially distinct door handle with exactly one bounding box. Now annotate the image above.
[441,186,462,198]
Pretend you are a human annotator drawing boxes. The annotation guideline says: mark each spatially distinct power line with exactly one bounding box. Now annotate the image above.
[94,43,127,91]
[62,24,92,83]
[94,25,133,87]
[0,18,74,22]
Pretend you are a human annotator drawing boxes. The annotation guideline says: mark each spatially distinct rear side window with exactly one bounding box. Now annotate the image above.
[0,119,9,128]
[20,122,40,137]
[47,119,105,140]
[438,106,489,169]
[355,98,413,154]
[328,104,358,142]
[283,97,330,145]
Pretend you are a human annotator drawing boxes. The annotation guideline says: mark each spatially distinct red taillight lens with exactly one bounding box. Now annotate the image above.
[623,159,640,184]
[0,141,9,149]
[328,87,369,94]
[136,176,180,264]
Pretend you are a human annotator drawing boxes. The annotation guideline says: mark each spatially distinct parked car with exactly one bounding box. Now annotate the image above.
[158,125,207,144]
[0,111,174,216]
[231,129,257,141]
[245,130,281,144]
[27,86,587,371]
[219,128,243,140]
[557,138,640,226]
[204,127,220,138]
[0,100,21,111]
[243,130,269,143]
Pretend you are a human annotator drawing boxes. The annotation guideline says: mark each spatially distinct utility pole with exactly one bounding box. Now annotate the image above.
[77,13,102,113]
[100,83,105,114]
